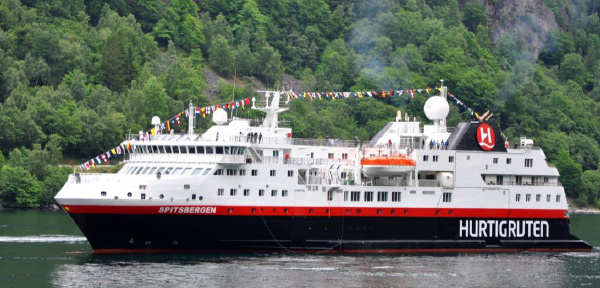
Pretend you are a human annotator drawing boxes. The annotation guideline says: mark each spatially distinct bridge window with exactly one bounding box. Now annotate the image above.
[197,146,204,154]
[443,192,452,202]
[226,169,237,176]
[214,169,224,175]
[215,146,223,154]
[205,146,213,154]
[350,191,360,202]
[239,169,246,176]
[203,168,212,175]
[188,146,196,153]
[180,146,187,153]
[364,191,373,202]
[182,168,192,175]
[172,146,179,153]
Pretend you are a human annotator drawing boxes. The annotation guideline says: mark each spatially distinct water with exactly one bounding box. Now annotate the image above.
[0,210,599,288]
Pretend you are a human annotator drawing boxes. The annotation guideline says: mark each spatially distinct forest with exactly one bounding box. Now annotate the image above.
[0,0,600,208]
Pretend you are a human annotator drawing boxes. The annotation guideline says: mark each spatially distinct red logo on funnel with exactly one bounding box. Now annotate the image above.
[477,123,495,151]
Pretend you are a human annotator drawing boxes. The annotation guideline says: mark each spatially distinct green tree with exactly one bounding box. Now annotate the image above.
[554,149,583,199]
[0,166,41,208]
[462,1,488,33]
[209,35,234,77]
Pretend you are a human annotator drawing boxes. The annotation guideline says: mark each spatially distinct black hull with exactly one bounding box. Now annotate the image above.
[69,214,592,253]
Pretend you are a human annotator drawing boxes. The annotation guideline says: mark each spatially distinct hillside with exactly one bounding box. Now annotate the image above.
[0,0,600,208]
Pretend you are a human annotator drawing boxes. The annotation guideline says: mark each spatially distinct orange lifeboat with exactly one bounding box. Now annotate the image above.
[361,156,416,177]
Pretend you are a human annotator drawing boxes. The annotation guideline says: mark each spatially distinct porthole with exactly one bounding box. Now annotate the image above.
[127,192,132,197]
[159,194,164,199]
[101,191,107,196]
[199,196,203,201]
[114,196,118,199]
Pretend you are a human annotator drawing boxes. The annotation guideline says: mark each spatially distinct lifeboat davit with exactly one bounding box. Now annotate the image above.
[361,156,416,177]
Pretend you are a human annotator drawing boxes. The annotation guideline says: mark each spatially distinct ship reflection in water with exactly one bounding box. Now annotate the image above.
[51,251,599,287]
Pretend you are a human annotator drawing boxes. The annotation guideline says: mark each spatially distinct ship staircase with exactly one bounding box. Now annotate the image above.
[325,164,344,195]
[247,144,263,163]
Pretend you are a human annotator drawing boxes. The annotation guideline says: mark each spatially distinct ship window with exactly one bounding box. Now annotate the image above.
[496,175,503,185]
[192,168,203,175]
[197,146,204,154]
[101,191,107,196]
[493,158,498,164]
[158,145,165,153]
[133,167,143,174]
[344,191,349,201]
[203,168,212,175]
[273,150,279,157]
[239,169,246,176]
[238,147,245,154]
[350,191,360,202]
[230,189,237,196]
[172,168,183,175]
[206,146,213,154]
[157,167,165,174]
[127,192,132,197]
[342,153,348,160]
[259,189,265,196]
[215,146,223,154]
[282,190,288,197]
[226,169,237,176]
[252,170,258,176]
[192,194,196,200]
[214,169,224,175]
[188,146,196,153]
[536,194,541,202]
[364,191,373,202]
[443,192,452,202]
[172,146,179,153]
[449,156,454,162]
[516,194,521,202]
[423,155,429,161]
[288,170,294,177]
[467,155,470,160]
[180,146,188,153]
[231,147,238,154]
[271,190,277,197]
[152,145,159,153]
[141,167,151,174]
[328,153,334,159]
[270,170,276,176]
[244,189,250,196]
[139,185,146,190]
[392,192,401,202]
[544,176,549,183]
[141,145,149,154]
[507,158,511,164]
[218,188,224,196]
[164,167,174,175]
[224,146,230,154]
[423,191,435,195]
[377,191,388,202]
[184,184,190,190]
[165,146,172,153]
[141,193,145,199]
[433,155,438,162]
[516,176,522,185]
[410,190,416,194]
[182,168,192,175]
[148,167,157,174]
[556,195,561,202]
[525,158,533,167]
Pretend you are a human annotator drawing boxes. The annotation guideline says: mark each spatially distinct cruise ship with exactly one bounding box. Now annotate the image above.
[55,86,592,253]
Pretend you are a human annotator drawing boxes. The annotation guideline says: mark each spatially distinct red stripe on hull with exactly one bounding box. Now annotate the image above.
[90,247,592,254]
[61,204,568,219]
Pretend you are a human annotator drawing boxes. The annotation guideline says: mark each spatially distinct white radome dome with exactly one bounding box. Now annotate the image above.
[212,108,228,125]
[424,96,449,120]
